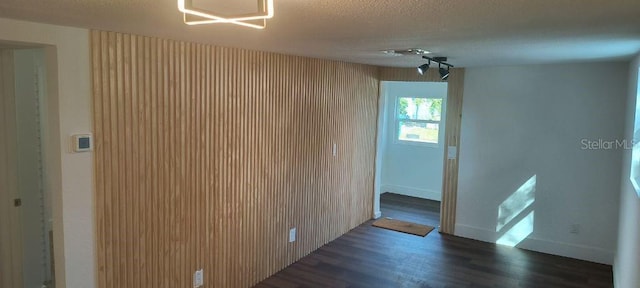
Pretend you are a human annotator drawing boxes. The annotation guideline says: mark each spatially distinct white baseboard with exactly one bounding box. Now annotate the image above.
[374,211,382,219]
[455,224,614,265]
[455,224,495,242]
[381,184,441,201]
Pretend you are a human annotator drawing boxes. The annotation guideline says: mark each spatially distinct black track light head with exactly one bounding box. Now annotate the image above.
[417,62,430,75]
[439,65,450,81]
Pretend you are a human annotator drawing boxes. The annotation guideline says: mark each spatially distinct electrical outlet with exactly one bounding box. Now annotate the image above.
[289,227,296,243]
[569,224,580,234]
[194,269,203,287]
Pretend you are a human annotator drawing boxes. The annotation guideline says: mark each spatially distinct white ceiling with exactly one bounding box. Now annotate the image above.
[0,0,639,67]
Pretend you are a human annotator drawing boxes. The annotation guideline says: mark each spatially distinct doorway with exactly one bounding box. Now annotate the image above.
[374,81,448,228]
[375,67,465,234]
[0,47,54,288]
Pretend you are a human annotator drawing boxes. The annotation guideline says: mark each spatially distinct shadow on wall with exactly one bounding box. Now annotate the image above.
[496,175,537,247]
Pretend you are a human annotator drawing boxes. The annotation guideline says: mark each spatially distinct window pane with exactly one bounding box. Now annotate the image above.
[398,121,439,143]
[398,97,442,121]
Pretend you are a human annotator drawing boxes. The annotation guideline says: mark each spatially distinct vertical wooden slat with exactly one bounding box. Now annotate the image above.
[142,35,152,287]
[129,34,141,288]
[90,32,106,288]
[377,66,466,235]
[115,32,126,288]
[122,33,133,288]
[163,37,172,288]
[0,49,8,288]
[92,30,379,288]
[0,49,24,288]
[149,36,159,288]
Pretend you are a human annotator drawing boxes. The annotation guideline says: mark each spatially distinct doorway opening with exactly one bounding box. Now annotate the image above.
[374,81,448,229]
[1,46,55,288]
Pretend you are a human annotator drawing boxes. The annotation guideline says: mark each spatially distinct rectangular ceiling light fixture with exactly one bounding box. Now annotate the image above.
[178,0,274,29]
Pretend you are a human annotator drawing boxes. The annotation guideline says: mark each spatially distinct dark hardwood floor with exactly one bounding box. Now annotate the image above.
[255,192,613,288]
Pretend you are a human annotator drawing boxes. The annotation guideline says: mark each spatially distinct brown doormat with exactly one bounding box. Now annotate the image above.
[372,218,435,237]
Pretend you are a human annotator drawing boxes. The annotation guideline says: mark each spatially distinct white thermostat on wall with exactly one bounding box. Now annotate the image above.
[72,134,93,152]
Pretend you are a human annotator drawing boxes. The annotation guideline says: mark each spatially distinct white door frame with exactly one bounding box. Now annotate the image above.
[372,81,389,219]
[374,67,465,234]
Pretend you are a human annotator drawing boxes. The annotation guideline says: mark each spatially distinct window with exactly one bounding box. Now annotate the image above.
[396,97,443,145]
[631,67,640,198]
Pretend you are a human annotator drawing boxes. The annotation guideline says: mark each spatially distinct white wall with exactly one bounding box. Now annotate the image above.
[380,81,447,201]
[614,54,640,287]
[14,48,51,288]
[457,62,627,265]
[0,18,94,288]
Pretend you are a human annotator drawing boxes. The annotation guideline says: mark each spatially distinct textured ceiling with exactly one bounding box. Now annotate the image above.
[0,0,639,67]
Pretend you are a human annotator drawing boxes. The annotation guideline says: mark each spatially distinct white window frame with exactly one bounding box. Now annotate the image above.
[394,95,445,148]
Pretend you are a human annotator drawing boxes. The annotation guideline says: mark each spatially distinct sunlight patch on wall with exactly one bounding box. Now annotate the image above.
[495,175,536,247]
[497,211,535,247]
[496,175,536,231]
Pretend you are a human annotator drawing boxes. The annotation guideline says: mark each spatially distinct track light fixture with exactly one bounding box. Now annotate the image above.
[418,56,454,80]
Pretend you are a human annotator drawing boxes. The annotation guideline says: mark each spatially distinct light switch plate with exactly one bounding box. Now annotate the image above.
[194,269,203,287]
[447,146,457,159]
[289,227,296,243]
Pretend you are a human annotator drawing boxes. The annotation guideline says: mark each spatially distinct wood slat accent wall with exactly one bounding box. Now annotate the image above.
[378,67,465,234]
[0,49,23,288]
[91,30,379,288]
